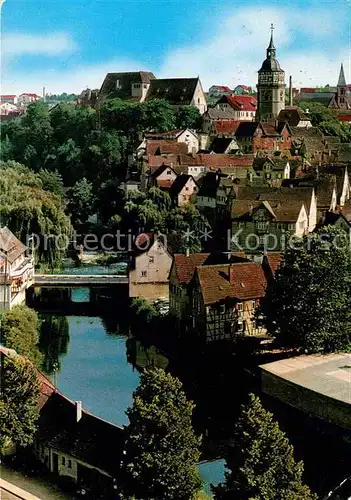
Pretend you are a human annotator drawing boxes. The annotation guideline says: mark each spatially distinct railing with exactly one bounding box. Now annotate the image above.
[33,274,128,286]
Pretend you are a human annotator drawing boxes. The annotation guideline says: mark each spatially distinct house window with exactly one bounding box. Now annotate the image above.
[252,300,256,308]
[185,186,189,191]
[141,270,147,277]
[288,223,295,230]
[237,302,243,312]
[219,304,225,314]
[167,169,172,175]
[62,456,66,466]
[68,460,72,469]
[257,222,267,230]
[143,84,148,89]
[149,256,154,263]
[237,319,244,331]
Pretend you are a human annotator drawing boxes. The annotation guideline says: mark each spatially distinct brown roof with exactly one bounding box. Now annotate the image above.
[213,120,241,135]
[145,78,200,105]
[264,253,282,276]
[147,153,254,170]
[197,262,267,304]
[234,185,314,211]
[157,178,174,189]
[99,71,156,100]
[146,140,188,156]
[277,107,310,126]
[231,199,305,222]
[0,226,27,264]
[206,108,238,120]
[173,253,210,284]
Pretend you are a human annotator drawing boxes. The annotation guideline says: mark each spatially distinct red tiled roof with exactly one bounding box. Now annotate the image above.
[236,85,249,90]
[173,253,210,284]
[146,140,188,155]
[264,253,282,276]
[212,85,231,92]
[147,153,254,170]
[197,262,267,304]
[214,120,241,135]
[338,114,351,122]
[20,93,41,98]
[225,95,257,112]
[1,94,16,98]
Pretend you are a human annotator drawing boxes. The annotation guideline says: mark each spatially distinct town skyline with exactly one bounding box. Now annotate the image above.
[1,0,350,95]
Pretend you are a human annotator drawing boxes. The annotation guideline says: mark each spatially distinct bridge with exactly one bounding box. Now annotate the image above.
[33,274,128,286]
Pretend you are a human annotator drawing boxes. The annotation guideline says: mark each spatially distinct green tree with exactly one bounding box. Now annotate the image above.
[0,354,40,452]
[68,177,95,224]
[142,99,176,132]
[120,368,202,500]
[0,162,71,264]
[213,394,316,500]
[175,106,202,130]
[39,169,64,196]
[261,226,351,353]
[1,305,42,367]
[299,102,337,125]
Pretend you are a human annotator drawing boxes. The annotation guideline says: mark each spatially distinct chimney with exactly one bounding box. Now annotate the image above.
[186,247,190,257]
[289,76,293,106]
[43,86,46,102]
[76,401,82,422]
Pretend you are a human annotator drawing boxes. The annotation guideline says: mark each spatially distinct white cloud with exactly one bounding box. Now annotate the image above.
[159,5,350,89]
[1,32,77,58]
[1,58,149,95]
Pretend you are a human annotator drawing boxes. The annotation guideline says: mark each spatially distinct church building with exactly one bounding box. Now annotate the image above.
[256,25,286,122]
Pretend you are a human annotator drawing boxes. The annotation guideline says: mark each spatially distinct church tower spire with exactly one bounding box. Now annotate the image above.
[256,25,285,122]
[338,63,346,87]
[267,23,276,59]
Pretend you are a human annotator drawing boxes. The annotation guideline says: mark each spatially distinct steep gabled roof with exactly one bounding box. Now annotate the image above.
[206,107,238,120]
[145,78,200,105]
[169,174,196,196]
[146,140,188,156]
[0,226,27,264]
[172,253,211,284]
[213,120,241,135]
[209,137,237,153]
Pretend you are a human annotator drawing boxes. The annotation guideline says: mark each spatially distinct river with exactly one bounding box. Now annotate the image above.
[35,280,226,496]
[31,262,350,498]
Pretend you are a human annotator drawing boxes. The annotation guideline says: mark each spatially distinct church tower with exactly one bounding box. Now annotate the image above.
[336,63,348,109]
[256,25,285,121]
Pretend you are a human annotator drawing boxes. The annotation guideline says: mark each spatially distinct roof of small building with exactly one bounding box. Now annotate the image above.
[172,253,211,284]
[263,252,283,277]
[209,137,237,153]
[206,107,238,120]
[277,107,311,126]
[144,129,197,140]
[260,353,351,407]
[231,199,305,222]
[253,157,289,172]
[219,95,257,112]
[210,85,231,92]
[0,226,27,264]
[169,174,196,197]
[146,140,188,156]
[234,121,278,138]
[145,78,200,105]
[196,262,267,304]
[213,120,241,135]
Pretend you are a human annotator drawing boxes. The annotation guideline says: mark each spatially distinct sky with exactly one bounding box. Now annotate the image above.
[1,0,350,95]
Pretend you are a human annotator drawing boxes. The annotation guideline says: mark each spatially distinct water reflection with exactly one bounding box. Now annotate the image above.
[39,315,70,375]
[126,338,169,371]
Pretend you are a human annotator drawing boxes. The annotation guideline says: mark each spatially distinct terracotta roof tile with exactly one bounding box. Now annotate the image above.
[173,253,211,284]
[197,262,267,304]
[146,140,188,156]
[213,120,241,135]
[0,227,27,264]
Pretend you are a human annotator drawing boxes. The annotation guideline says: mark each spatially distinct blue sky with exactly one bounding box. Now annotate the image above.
[1,0,350,94]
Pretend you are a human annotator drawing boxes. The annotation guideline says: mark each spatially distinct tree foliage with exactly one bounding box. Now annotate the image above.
[0,161,71,264]
[212,394,316,500]
[119,368,202,500]
[0,354,40,450]
[1,305,42,366]
[175,106,202,130]
[261,226,351,353]
[299,101,351,142]
[68,177,95,225]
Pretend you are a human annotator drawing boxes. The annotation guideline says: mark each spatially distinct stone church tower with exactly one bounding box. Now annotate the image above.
[335,63,349,109]
[256,25,285,121]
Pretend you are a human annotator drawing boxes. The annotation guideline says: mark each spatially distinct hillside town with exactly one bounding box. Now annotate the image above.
[1,23,351,500]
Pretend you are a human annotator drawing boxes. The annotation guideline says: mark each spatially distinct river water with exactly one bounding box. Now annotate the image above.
[36,283,225,496]
[32,262,350,498]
